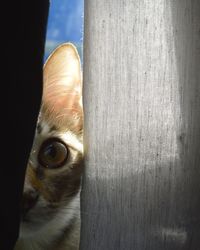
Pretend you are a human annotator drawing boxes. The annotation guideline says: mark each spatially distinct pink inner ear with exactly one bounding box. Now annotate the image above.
[43,83,81,117]
[42,43,82,121]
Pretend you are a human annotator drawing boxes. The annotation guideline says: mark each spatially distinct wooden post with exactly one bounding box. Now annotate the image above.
[80,1,200,249]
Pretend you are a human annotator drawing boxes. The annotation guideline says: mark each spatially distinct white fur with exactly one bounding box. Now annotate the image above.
[60,131,83,154]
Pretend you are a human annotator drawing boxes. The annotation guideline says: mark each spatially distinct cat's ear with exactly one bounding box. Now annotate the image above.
[42,43,82,129]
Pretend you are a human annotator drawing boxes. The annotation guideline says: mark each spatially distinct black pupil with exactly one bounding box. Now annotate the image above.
[45,144,57,159]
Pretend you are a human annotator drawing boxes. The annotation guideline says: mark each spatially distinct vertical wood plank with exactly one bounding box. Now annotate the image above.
[80,0,200,249]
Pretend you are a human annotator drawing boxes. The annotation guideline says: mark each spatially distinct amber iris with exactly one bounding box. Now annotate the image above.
[38,138,68,168]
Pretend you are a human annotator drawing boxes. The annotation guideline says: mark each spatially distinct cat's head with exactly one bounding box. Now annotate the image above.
[20,43,83,238]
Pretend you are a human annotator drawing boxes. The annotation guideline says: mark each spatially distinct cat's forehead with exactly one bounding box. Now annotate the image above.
[37,109,80,135]
[39,104,83,135]
[36,121,56,135]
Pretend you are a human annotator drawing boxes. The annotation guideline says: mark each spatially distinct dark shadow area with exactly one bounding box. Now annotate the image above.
[170,1,200,248]
[1,2,49,249]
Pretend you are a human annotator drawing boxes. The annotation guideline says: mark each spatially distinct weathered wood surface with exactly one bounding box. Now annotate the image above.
[80,1,200,249]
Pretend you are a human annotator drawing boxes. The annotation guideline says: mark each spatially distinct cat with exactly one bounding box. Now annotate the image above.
[14,43,83,250]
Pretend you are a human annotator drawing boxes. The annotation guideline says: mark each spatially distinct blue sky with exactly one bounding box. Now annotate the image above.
[45,0,84,61]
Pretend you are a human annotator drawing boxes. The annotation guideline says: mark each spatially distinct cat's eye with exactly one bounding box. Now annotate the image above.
[38,138,68,168]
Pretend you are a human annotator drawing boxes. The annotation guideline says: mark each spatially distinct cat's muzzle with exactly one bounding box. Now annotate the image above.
[21,189,39,221]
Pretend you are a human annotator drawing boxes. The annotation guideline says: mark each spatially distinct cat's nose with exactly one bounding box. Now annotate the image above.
[21,189,39,217]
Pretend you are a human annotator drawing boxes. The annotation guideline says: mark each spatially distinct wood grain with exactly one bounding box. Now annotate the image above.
[80,1,200,249]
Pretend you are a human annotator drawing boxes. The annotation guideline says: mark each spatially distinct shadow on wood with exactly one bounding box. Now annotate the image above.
[80,1,200,249]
